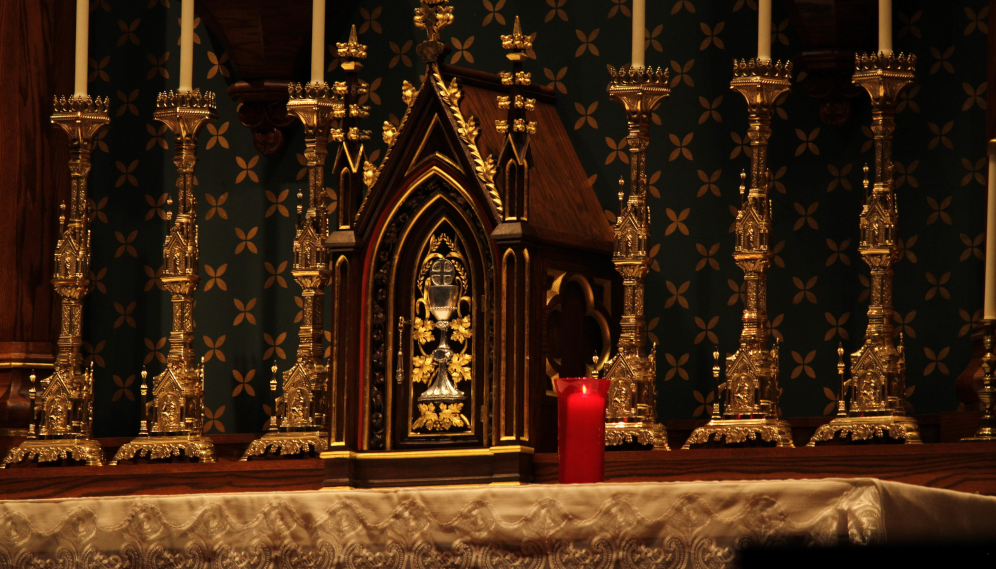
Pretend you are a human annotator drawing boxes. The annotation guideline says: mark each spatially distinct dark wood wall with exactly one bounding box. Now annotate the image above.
[0,0,73,434]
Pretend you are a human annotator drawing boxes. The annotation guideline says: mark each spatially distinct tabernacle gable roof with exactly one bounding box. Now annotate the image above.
[442,64,614,253]
[355,61,613,254]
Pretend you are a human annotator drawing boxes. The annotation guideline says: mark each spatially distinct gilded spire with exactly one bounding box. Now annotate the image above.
[501,16,533,51]
[337,24,367,60]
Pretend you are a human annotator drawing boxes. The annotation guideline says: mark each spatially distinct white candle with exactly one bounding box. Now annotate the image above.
[984,143,996,320]
[879,0,893,55]
[631,0,645,69]
[74,0,88,97]
[179,0,195,92]
[758,0,772,62]
[311,0,326,84]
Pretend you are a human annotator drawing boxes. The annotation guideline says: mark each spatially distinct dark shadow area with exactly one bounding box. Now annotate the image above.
[740,543,995,569]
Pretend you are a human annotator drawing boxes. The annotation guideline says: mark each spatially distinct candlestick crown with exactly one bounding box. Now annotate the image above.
[732,58,792,79]
[156,89,217,110]
[53,94,110,114]
[855,51,917,72]
[288,81,334,100]
[608,65,667,86]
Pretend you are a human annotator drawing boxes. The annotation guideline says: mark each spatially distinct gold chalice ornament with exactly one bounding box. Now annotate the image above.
[420,259,465,402]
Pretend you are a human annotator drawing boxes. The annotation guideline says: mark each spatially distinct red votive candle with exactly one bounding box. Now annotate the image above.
[555,377,610,484]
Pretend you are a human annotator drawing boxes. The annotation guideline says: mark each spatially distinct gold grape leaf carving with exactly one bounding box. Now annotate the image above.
[412,402,469,431]
[412,317,435,344]
[447,353,472,383]
[449,315,472,343]
[412,355,436,384]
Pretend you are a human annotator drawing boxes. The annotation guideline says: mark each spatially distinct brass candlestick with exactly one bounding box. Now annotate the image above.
[685,59,793,449]
[963,322,996,441]
[810,52,921,446]
[602,65,670,451]
[2,96,109,469]
[111,90,218,464]
[243,27,369,460]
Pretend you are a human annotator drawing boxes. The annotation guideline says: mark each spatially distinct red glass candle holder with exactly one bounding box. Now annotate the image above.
[555,377,611,484]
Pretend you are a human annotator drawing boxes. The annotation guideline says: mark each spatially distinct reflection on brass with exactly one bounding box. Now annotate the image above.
[810,52,921,446]
[111,90,218,465]
[3,96,110,469]
[685,58,794,449]
[603,65,670,451]
[410,233,472,433]
[963,323,996,441]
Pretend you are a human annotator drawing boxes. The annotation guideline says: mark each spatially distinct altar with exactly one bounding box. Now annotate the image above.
[1,478,994,567]
[3,0,996,562]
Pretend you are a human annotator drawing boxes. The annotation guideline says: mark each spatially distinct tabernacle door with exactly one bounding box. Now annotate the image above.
[366,176,495,452]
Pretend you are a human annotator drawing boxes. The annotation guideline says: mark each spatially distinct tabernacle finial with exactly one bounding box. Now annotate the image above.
[337,24,368,60]
[414,0,453,63]
[501,16,533,52]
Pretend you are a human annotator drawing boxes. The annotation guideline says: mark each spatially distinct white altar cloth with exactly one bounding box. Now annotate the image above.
[1,478,994,568]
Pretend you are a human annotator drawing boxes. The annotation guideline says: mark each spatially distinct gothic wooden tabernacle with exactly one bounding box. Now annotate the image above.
[321,11,615,487]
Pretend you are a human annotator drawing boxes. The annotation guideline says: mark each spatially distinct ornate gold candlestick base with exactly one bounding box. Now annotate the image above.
[112,90,217,465]
[110,435,216,464]
[683,418,793,448]
[3,438,105,467]
[809,52,919,447]
[685,59,793,450]
[810,415,921,445]
[605,421,669,449]
[242,431,329,459]
[603,65,671,451]
[2,96,110,469]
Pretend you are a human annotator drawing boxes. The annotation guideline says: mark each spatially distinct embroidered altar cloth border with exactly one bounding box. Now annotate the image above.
[1,478,994,568]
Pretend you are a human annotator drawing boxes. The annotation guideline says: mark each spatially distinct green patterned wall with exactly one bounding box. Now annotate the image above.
[80,0,987,436]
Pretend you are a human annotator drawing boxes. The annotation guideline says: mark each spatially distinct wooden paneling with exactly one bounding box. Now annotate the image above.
[0,434,324,499]
[0,0,72,436]
[533,443,996,495]
[3,433,994,499]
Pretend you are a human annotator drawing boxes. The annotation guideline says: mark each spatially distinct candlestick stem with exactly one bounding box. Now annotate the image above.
[685,58,793,449]
[2,96,110,468]
[243,28,369,461]
[603,64,670,451]
[810,52,921,446]
[110,90,218,465]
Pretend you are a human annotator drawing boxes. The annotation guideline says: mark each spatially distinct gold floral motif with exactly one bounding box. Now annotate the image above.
[412,402,469,431]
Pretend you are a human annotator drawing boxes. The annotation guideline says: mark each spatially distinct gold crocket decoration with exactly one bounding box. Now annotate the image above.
[603,64,670,450]
[809,52,921,446]
[2,96,110,469]
[111,90,218,465]
[410,233,473,433]
[243,27,370,460]
[684,58,794,449]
